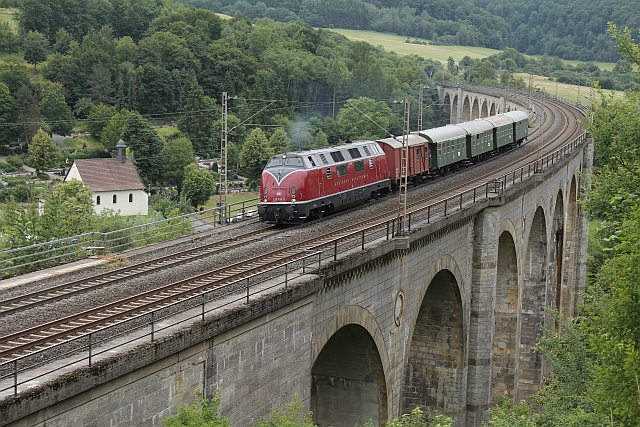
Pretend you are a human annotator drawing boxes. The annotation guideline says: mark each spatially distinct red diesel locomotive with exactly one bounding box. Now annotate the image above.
[258,140,392,223]
[258,111,529,224]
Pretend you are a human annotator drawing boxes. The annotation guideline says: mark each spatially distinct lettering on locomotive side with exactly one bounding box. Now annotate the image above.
[273,198,286,201]
[334,173,369,187]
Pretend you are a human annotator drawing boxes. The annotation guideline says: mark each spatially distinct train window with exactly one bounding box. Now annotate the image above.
[348,148,362,159]
[319,153,329,165]
[363,146,371,156]
[369,158,374,169]
[307,156,316,167]
[285,156,304,167]
[354,160,365,173]
[266,157,284,167]
[330,151,345,162]
[326,168,332,179]
[336,164,348,177]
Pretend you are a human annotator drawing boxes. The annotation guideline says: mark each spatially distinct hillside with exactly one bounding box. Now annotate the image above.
[178,0,639,62]
[474,0,640,62]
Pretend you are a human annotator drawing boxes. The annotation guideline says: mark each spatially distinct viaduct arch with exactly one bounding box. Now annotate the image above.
[438,86,524,124]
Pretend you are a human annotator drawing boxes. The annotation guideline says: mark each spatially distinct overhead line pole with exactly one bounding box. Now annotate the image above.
[396,99,410,237]
[219,92,232,223]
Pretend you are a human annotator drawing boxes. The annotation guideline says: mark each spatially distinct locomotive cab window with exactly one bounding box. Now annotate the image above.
[336,164,348,177]
[363,146,371,156]
[284,156,304,167]
[266,157,284,167]
[354,160,365,173]
[319,153,329,165]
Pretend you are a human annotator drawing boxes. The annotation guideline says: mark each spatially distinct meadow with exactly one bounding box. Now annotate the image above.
[328,28,620,103]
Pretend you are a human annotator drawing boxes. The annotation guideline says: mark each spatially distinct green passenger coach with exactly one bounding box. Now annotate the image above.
[419,125,467,172]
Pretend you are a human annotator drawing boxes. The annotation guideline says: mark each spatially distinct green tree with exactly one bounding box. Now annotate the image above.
[40,90,74,135]
[337,97,393,141]
[52,28,74,54]
[584,204,640,427]
[267,128,292,154]
[87,103,117,138]
[0,21,20,54]
[101,108,132,152]
[251,395,315,427]
[121,113,164,184]
[162,390,229,427]
[161,137,195,193]
[0,82,17,144]
[608,23,640,75]
[115,36,137,63]
[23,30,48,71]
[182,163,215,208]
[240,128,272,179]
[27,129,60,173]
[178,79,214,156]
[533,312,606,427]
[40,179,94,239]
[485,398,537,427]
[87,63,115,105]
[0,198,38,249]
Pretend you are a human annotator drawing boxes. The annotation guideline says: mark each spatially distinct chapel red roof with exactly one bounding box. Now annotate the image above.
[67,158,145,192]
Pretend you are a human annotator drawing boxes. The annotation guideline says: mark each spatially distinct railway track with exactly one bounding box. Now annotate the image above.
[0,93,585,372]
[0,225,278,317]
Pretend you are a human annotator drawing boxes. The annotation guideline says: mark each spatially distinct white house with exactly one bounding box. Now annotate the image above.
[64,140,149,216]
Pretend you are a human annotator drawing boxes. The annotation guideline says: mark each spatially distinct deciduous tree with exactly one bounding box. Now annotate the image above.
[40,179,94,239]
[23,30,48,71]
[87,103,117,138]
[40,90,74,136]
[101,108,132,152]
[27,128,60,173]
[240,128,272,179]
[161,137,195,193]
[181,163,214,208]
[337,97,393,141]
[267,128,291,155]
[121,113,164,184]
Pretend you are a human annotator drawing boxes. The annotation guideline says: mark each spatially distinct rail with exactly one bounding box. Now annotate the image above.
[0,199,259,277]
[0,129,588,399]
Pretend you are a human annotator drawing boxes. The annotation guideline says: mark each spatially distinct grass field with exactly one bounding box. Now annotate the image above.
[514,73,622,104]
[329,28,618,73]
[328,28,503,64]
[328,28,621,103]
[0,8,16,27]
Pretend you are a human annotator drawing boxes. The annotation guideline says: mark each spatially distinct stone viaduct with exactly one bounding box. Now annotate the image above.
[438,85,524,123]
[1,87,591,427]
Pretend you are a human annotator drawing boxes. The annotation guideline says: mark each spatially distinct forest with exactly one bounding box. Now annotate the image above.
[174,0,640,62]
